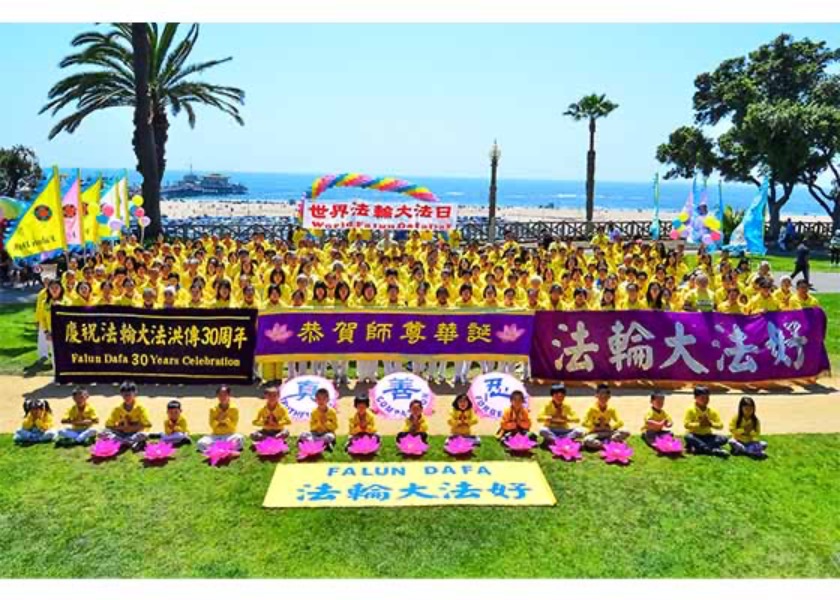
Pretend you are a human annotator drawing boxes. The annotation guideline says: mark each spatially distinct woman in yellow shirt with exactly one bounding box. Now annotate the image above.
[212,279,236,309]
[728,396,767,459]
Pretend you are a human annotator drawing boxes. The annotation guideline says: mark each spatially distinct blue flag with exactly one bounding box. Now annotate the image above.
[725,177,769,255]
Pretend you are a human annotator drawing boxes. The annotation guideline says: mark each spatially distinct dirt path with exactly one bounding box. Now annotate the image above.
[1,375,837,436]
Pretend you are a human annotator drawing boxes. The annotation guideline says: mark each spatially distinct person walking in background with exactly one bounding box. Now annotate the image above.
[790,241,813,289]
[829,229,840,267]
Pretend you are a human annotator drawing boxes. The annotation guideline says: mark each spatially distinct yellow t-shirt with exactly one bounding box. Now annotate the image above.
[163,415,189,436]
[349,411,377,435]
[105,403,152,430]
[641,407,672,432]
[448,409,478,436]
[209,403,239,436]
[252,403,291,431]
[729,415,761,443]
[583,403,624,432]
[402,414,429,434]
[62,404,99,431]
[683,405,723,435]
[748,295,779,314]
[309,407,338,434]
[538,401,580,429]
[22,411,53,431]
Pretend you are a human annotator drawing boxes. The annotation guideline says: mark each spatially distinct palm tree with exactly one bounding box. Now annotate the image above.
[564,93,619,226]
[41,23,245,238]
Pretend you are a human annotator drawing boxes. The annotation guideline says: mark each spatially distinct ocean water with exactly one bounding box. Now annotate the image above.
[74,169,826,217]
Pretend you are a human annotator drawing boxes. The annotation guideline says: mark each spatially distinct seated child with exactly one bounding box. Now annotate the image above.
[684,385,729,458]
[160,400,191,447]
[101,381,151,451]
[57,386,99,445]
[582,383,630,450]
[346,394,379,449]
[251,385,291,442]
[397,400,429,443]
[729,396,768,459]
[14,399,57,445]
[447,393,481,446]
[197,384,245,452]
[497,390,535,442]
[538,383,584,444]
[641,390,673,447]
[299,387,338,450]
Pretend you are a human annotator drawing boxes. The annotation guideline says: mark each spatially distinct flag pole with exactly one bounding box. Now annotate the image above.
[53,166,70,267]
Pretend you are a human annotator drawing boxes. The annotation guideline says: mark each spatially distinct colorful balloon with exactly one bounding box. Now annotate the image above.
[108,218,123,231]
[704,215,722,230]
[131,195,144,207]
[96,214,109,224]
[678,211,689,222]
[134,207,145,219]
[671,218,682,228]
[710,230,722,242]
[304,173,438,202]
[701,233,713,245]
[140,216,151,227]
[100,204,114,217]
[669,229,680,240]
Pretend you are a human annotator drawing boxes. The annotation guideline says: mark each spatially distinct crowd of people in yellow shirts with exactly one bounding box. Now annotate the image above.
[13,380,768,460]
[32,226,821,382]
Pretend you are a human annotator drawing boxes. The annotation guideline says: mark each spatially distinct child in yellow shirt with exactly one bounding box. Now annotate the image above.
[57,386,99,445]
[251,385,291,442]
[102,381,152,451]
[197,384,245,452]
[683,385,729,458]
[641,390,673,448]
[728,396,767,459]
[13,399,56,445]
[299,388,338,450]
[160,400,191,447]
[347,394,379,449]
[497,390,534,441]
[397,400,429,443]
[537,383,584,444]
[582,383,630,450]
[447,393,481,446]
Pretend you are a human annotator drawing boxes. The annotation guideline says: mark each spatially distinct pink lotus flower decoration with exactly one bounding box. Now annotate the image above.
[204,439,241,466]
[144,442,176,462]
[396,434,429,457]
[444,436,476,456]
[601,440,634,465]
[504,433,537,453]
[347,435,380,456]
[90,438,121,459]
[265,323,294,343]
[297,438,326,461]
[254,436,289,457]
[549,437,583,462]
[652,434,684,455]
[496,324,526,343]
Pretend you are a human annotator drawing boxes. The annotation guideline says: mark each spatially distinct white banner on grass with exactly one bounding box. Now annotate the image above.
[302,200,457,230]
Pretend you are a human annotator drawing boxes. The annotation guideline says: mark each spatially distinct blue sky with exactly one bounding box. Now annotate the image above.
[0,23,838,181]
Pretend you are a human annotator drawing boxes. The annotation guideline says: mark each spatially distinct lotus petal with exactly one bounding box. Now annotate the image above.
[265,323,294,343]
[504,432,537,452]
[495,324,526,343]
[254,436,289,457]
[204,439,241,466]
[396,434,429,457]
[652,434,683,455]
[90,438,121,459]
[549,437,583,462]
[601,440,634,464]
[144,442,176,462]
[347,434,380,456]
[297,438,326,461]
[444,436,476,456]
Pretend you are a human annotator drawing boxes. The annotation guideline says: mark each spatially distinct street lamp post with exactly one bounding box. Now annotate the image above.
[488,140,501,243]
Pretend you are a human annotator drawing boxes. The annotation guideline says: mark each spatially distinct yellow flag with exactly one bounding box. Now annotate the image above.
[81,177,102,247]
[5,167,67,260]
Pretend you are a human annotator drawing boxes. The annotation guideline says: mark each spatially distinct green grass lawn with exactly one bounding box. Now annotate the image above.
[816,293,840,367]
[685,252,835,273]
[0,304,50,376]
[0,434,838,578]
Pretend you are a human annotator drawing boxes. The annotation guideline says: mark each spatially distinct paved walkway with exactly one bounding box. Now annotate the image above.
[792,271,840,293]
[1,376,837,436]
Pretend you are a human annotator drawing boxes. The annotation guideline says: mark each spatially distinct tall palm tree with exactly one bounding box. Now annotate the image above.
[41,23,245,238]
[564,93,619,226]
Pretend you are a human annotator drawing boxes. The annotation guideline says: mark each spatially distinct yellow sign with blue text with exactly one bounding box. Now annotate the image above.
[263,461,556,508]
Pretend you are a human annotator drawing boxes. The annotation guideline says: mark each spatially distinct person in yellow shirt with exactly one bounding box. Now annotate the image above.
[791,279,820,309]
[618,283,647,310]
[682,273,715,312]
[102,381,152,451]
[747,278,779,314]
[537,383,584,444]
[683,385,729,458]
[641,390,674,449]
[773,276,795,310]
[197,384,245,452]
[347,394,379,448]
[718,287,745,314]
[159,400,191,447]
[497,390,535,442]
[447,393,481,446]
[582,383,630,450]
[251,385,291,442]
[57,386,99,445]
[728,396,768,459]
[300,388,338,450]
[36,279,65,361]
[13,399,57,445]
[115,278,140,307]
[397,400,429,443]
